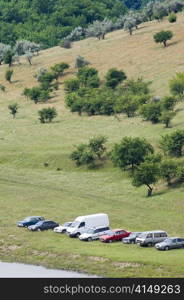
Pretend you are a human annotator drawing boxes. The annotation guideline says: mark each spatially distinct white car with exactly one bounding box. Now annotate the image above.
[53,222,72,233]
[79,226,111,241]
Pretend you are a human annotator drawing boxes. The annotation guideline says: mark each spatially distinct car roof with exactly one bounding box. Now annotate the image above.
[112,229,124,232]
[140,230,166,234]
[167,237,183,239]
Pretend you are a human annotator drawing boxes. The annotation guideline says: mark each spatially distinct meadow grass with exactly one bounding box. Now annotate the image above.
[0,14,184,277]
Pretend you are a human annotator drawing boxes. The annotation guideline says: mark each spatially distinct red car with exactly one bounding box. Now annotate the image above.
[100,229,131,243]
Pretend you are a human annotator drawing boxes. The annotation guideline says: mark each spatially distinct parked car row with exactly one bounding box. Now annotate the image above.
[17,213,184,251]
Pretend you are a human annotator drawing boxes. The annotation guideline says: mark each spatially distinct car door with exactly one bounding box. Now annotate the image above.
[42,222,48,230]
[170,239,177,249]
[176,238,183,249]
[93,228,100,239]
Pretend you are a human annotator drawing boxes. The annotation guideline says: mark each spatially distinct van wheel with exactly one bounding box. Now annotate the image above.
[165,246,169,251]
[88,237,92,242]
[76,233,80,238]
[147,242,152,247]
[131,240,135,244]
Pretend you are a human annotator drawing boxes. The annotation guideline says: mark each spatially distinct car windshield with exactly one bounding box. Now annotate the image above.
[63,222,72,227]
[23,217,33,222]
[106,231,114,236]
[86,228,95,234]
[70,221,80,228]
[35,221,44,226]
[128,233,137,238]
[163,238,172,243]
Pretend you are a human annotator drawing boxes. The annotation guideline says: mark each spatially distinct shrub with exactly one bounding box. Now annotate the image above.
[160,130,184,157]
[38,107,57,123]
[3,50,14,66]
[5,69,13,83]
[168,13,177,23]
[160,110,176,128]
[8,103,19,118]
[105,68,127,89]
[169,72,184,100]
[64,78,80,93]
[160,159,178,185]
[60,39,72,49]
[140,102,162,123]
[75,56,90,69]
[77,67,100,88]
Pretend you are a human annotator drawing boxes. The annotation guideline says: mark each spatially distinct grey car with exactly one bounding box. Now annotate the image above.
[155,237,184,251]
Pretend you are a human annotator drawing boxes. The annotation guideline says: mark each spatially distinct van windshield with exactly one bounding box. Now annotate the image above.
[70,221,80,228]
[138,233,147,238]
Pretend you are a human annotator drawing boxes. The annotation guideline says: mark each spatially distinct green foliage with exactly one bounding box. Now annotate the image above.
[153,30,173,47]
[64,78,80,93]
[160,130,184,157]
[161,95,177,110]
[51,62,69,80]
[38,107,57,123]
[168,12,177,23]
[3,49,14,66]
[5,69,13,83]
[88,136,107,159]
[115,93,139,117]
[169,72,184,100]
[110,137,154,170]
[160,159,178,185]
[24,86,50,103]
[77,67,100,88]
[8,102,19,118]
[70,135,107,168]
[140,102,162,123]
[160,110,176,128]
[105,68,127,89]
[132,161,160,196]
[0,84,5,92]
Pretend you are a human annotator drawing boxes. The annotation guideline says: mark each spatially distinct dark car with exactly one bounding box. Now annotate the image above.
[17,216,44,227]
[122,232,142,244]
[155,237,184,251]
[100,229,131,243]
[28,220,59,231]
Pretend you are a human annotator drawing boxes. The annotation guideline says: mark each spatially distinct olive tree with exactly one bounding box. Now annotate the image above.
[8,103,19,118]
[153,30,173,47]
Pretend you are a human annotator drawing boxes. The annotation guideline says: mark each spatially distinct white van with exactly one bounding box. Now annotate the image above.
[136,230,168,247]
[66,213,109,238]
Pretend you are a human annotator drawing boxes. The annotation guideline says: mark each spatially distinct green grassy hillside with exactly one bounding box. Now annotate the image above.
[0,14,184,277]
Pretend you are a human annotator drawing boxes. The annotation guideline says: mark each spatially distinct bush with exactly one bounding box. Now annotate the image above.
[5,69,13,83]
[169,72,184,100]
[160,110,176,128]
[160,130,184,157]
[105,68,127,89]
[25,86,50,103]
[140,102,162,123]
[60,39,72,49]
[3,49,14,66]
[161,96,177,110]
[77,67,100,88]
[8,102,19,118]
[64,78,80,93]
[75,56,90,69]
[38,107,57,123]
[168,13,177,23]
[160,159,178,185]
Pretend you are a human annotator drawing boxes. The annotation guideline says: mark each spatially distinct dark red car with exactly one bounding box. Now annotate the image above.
[100,229,131,243]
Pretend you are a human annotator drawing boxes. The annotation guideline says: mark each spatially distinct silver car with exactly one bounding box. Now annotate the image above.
[79,226,111,241]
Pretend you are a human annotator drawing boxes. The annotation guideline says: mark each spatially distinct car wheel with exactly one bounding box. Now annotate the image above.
[131,240,135,244]
[147,242,152,247]
[108,240,113,243]
[88,237,92,242]
[37,228,41,232]
[165,246,169,251]
[76,233,80,238]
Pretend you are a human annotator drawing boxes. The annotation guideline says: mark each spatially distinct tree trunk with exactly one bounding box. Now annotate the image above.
[147,185,153,197]
[163,41,167,47]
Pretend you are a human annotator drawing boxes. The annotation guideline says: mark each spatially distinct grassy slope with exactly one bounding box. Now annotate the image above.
[0,14,184,277]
